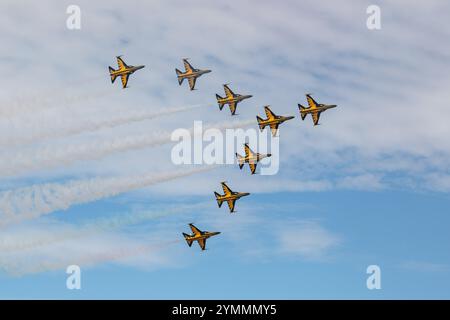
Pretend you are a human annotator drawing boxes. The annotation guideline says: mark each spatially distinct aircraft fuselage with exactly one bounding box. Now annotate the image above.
[178,69,211,79]
[217,192,250,202]
[110,65,145,77]
[260,116,294,126]
[218,94,252,105]
[244,154,270,163]
[301,104,337,114]
[187,232,220,242]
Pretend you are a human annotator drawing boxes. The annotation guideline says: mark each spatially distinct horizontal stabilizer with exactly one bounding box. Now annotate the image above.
[236,153,245,169]
[256,116,265,131]
[298,104,308,120]
[182,233,193,247]
[175,68,184,85]
[216,94,225,110]
[109,67,117,83]
[214,192,224,207]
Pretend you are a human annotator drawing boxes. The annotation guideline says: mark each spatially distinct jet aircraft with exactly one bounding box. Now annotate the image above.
[256,106,294,136]
[108,56,145,89]
[214,182,250,213]
[175,59,211,90]
[236,143,271,175]
[182,223,221,251]
[215,84,252,115]
[298,94,337,126]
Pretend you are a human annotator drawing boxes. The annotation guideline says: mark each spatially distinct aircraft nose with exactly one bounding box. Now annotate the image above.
[267,153,272,157]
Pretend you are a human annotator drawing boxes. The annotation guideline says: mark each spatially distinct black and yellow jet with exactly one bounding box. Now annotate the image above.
[216,84,252,115]
[256,106,295,136]
[108,56,145,89]
[298,94,337,126]
[236,143,271,175]
[182,223,221,251]
[214,182,250,213]
[175,59,211,90]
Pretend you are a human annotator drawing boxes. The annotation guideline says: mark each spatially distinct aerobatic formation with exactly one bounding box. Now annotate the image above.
[108,56,338,251]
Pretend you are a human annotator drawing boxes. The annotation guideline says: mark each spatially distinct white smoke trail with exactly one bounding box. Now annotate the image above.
[0,202,209,252]
[0,237,182,276]
[0,86,112,118]
[0,119,254,177]
[0,104,207,147]
[0,166,216,227]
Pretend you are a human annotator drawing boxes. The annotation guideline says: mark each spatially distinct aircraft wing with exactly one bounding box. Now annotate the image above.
[223,84,235,98]
[269,123,279,136]
[306,94,319,110]
[197,238,206,250]
[227,199,236,212]
[188,77,197,90]
[221,182,233,196]
[116,56,128,70]
[189,224,202,236]
[228,102,237,115]
[311,111,321,126]
[121,74,130,88]
[183,59,194,72]
[249,162,257,174]
[264,106,276,120]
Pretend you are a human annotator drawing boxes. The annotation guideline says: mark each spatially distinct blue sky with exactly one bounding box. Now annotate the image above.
[0,0,450,299]
[1,189,450,299]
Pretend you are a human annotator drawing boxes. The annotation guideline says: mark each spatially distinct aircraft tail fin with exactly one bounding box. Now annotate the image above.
[216,94,225,110]
[236,153,245,169]
[182,233,193,247]
[175,69,184,85]
[256,116,266,131]
[298,104,308,120]
[214,192,224,207]
[109,67,117,83]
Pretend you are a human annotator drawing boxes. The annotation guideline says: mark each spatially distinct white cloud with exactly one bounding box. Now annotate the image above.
[0,0,448,277]
[278,221,341,259]
[0,0,448,194]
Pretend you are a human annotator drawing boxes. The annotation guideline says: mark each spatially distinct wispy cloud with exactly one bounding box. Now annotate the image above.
[0,0,448,282]
[1,0,449,193]
[278,221,341,260]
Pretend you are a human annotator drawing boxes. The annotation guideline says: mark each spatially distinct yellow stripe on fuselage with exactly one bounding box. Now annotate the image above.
[218,97,238,104]
[111,69,132,76]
